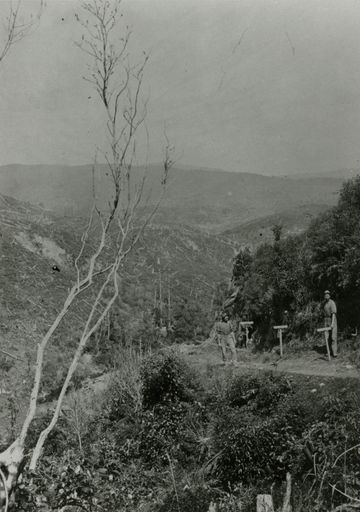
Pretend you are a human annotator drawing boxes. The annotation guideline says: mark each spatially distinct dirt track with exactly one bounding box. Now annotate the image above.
[178,340,360,380]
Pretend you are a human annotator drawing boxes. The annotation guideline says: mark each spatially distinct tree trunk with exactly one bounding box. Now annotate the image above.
[0,439,24,508]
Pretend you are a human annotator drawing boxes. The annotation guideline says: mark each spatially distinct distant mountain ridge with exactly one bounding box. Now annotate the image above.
[223,204,329,248]
[284,168,360,180]
[0,163,344,233]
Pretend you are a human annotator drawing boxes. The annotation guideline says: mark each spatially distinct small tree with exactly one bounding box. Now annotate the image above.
[0,0,173,508]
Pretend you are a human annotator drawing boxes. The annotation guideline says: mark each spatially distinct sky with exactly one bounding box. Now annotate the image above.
[1,0,360,175]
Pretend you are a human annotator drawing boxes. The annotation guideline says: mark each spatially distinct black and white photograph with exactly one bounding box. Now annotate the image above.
[0,0,360,510]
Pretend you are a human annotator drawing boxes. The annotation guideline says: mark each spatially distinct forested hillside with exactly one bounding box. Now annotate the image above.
[230,176,360,344]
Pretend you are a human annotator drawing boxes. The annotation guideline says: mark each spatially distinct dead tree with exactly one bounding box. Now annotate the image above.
[0,0,43,65]
[0,1,44,509]
[0,0,173,508]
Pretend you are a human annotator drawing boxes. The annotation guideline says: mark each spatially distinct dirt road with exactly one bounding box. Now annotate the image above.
[178,340,360,379]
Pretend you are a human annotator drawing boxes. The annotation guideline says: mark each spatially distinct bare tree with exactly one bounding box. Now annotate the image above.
[0,0,172,508]
[0,2,44,510]
[0,0,43,65]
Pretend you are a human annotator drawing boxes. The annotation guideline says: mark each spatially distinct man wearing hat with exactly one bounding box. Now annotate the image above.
[212,312,238,364]
[323,290,338,357]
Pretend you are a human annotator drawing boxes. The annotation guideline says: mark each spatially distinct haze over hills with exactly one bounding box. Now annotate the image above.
[284,168,360,180]
[223,204,329,247]
[0,164,344,233]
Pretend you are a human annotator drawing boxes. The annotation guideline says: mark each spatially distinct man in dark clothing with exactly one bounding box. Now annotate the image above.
[323,290,338,357]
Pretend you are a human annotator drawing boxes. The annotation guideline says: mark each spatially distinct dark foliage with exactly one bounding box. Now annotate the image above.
[158,486,217,512]
[225,372,293,413]
[141,350,198,408]
[139,402,196,465]
[231,176,360,341]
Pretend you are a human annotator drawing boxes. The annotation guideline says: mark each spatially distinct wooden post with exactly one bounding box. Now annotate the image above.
[256,494,274,512]
[240,321,254,348]
[316,327,332,361]
[281,472,292,512]
[273,325,288,358]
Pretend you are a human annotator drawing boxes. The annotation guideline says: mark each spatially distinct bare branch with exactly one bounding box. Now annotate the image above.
[332,444,360,468]
[0,0,44,65]
[330,484,360,505]
[0,349,23,361]
[75,203,96,289]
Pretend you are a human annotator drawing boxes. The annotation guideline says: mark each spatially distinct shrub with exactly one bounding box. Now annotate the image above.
[141,350,198,408]
[292,414,360,510]
[102,350,143,422]
[217,484,256,512]
[277,377,360,433]
[17,453,157,512]
[40,355,69,401]
[158,485,216,512]
[213,407,296,486]
[138,401,203,466]
[25,413,73,457]
[290,301,322,338]
[0,356,14,373]
[225,372,292,413]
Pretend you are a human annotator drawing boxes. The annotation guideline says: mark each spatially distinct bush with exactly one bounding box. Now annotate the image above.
[138,401,205,467]
[209,373,296,487]
[102,350,143,422]
[293,413,360,510]
[225,372,292,413]
[290,301,322,338]
[213,407,296,486]
[158,485,216,512]
[0,356,14,373]
[141,350,198,408]
[25,413,73,457]
[17,453,160,512]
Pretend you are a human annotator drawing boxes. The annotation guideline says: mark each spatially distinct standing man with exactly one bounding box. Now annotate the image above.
[213,312,237,364]
[324,290,338,357]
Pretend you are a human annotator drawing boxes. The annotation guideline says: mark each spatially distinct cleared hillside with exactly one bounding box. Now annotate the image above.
[0,193,233,414]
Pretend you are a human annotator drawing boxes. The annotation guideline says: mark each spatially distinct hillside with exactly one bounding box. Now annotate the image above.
[0,193,234,421]
[223,203,328,247]
[287,167,360,180]
[0,164,343,232]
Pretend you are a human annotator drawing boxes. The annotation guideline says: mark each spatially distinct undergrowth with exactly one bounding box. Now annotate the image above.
[13,349,360,512]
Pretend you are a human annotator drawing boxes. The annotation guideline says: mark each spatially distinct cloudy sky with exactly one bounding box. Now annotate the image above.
[0,0,360,175]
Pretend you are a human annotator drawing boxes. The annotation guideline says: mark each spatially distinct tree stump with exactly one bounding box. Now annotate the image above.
[256,494,274,512]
